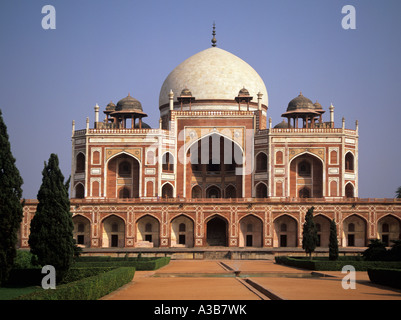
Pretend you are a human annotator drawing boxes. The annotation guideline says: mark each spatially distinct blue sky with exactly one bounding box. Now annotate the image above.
[0,0,400,199]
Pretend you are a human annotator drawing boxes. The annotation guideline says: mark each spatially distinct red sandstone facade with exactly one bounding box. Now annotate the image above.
[19,45,401,250]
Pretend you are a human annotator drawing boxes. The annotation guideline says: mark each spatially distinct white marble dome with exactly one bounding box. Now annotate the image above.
[159,47,268,107]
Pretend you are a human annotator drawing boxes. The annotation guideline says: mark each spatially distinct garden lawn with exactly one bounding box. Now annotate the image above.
[0,286,41,300]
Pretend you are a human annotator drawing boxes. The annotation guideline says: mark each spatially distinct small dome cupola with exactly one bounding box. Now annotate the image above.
[286,92,315,112]
[274,119,293,129]
[106,93,148,129]
[177,87,196,110]
[281,92,325,129]
[180,88,193,97]
[238,87,250,97]
[115,93,143,112]
[104,101,116,114]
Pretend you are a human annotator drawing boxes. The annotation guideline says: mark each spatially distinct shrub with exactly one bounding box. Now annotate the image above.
[6,266,116,287]
[14,267,135,300]
[275,256,401,271]
[72,256,170,270]
[12,250,37,269]
[368,268,401,289]
[329,219,339,261]
[362,239,388,261]
[388,240,401,261]
[60,267,115,284]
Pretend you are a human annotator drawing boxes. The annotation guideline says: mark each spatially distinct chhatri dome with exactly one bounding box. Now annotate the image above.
[159,26,268,108]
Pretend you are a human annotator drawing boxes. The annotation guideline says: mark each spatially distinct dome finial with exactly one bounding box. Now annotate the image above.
[211,22,217,47]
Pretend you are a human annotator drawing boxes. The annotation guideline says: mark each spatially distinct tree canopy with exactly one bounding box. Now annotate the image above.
[302,206,318,259]
[0,110,24,286]
[28,153,74,282]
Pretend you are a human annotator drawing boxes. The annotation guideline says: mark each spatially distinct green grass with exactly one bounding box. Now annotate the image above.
[0,286,42,300]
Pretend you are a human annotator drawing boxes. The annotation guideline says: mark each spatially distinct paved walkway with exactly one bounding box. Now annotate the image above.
[101,260,401,300]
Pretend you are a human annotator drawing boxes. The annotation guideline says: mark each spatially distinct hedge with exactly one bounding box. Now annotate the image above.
[275,256,401,271]
[74,256,158,262]
[72,256,171,271]
[60,267,116,284]
[14,267,135,300]
[6,266,116,286]
[367,268,401,289]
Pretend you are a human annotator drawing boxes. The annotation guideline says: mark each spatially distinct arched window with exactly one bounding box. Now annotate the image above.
[145,223,152,233]
[348,223,355,232]
[345,153,354,171]
[298,161,311,177]
[111,223,118,233]
[119,187,130,199]
[179,223,186,232]
[119,161,131,176]
[75,184,84,199]
[192,185,202,199]
[225,185,236,198]
[162,153,174,172]
[299,187,310,198]
[206,186,221,198]
[256,183,267,198]
[162,183,173,198]
[345,183,354,198]
[256,153,267,172]
[246,223,253,232]
[76,153,85,173]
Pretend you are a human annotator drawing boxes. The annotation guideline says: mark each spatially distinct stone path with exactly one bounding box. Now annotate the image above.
[101,260,401,300]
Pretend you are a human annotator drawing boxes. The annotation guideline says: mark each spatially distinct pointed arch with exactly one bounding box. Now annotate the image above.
[162,152,175,172]
[206,185,222,198]
[225,184,237,198]
[161,181,174,198]
[136,214,160,247]
[255,181,268,198]
[273,214,298,247]
[75,152,85,173]
[239,214,263,247]
[289,152,324,198]
[255,151,267,172]
[191,185,202,198]
[206,214,228,247]
[74,182,85,199]
[170,214,194,247]
[342,214,367,247]
[105,152,141,198]
[377,214,401,246]
[101,214,125,248]
[345,182,355,198]
[314,214,331,247]
[72,214,91,247]
[345,151,355,172]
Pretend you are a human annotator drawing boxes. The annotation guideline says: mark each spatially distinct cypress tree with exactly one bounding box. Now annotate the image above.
[0,110,24,286]
[329,219,339,261]
[28,153,74,282]
[302,206,318,259]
